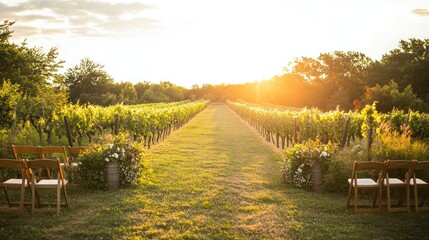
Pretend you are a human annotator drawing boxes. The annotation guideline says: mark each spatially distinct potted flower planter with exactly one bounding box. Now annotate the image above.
[311,162,322,192]
[105,162,120,190]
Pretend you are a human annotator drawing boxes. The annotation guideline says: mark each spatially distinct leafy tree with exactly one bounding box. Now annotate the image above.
[141,82,186,103]
[0,81,21,128]
[0,20,68,145]
[119,82,138,104]
[0,20,64,97]
[63,58,114,105]
[326,88,354,111]
[361,81,428,112]
[375,38,429,103]
[162,82,186,101]
[289,51,373,110]
[134,81,151,101]
[0,20,14,43]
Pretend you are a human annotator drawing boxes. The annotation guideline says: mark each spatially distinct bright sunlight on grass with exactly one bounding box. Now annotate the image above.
[1,104,428,239]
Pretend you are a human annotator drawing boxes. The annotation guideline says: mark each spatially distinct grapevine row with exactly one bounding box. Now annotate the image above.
[227,100,429,149]
[44,100,210,147]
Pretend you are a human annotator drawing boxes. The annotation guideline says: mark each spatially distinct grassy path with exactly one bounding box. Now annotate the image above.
[121,103,297,239]
[1,104,428,239]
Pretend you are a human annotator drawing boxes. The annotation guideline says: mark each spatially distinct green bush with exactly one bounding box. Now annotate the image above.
[371,122,429,161]
[283,139,337,189]
[323,142,366,193]
[77,133,147,190]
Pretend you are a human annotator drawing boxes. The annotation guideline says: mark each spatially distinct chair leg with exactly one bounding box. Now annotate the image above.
[63,186,69,207]
[57,186,61,215]
[31,185,36,215]
[414,185,419,212]
[346,184,352,209]
[354,186,358,212]
[20,183,25,212]
[57,177,61,215]
[387,184,391,212]
[2,187,12,207]
[406,186,410,212]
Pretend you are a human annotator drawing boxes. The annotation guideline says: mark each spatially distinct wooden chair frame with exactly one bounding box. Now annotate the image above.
[67,146,90,167]
[12,145,40,160]
[39,146,69,166]
[411,161,429,212]
[0,159,28,212]
[12,145,53,179]
[347,161,385,213]
[26,159,69,215]
[382,160,417,212]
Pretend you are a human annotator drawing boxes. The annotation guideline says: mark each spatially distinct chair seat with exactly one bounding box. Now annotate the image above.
[410,178,428,186]
[3,179,28,186]
[36,179,68,186]
[348,178,378,187]
[383,178,405,185]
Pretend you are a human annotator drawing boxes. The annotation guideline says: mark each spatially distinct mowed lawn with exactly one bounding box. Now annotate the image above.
[1,104,429,239]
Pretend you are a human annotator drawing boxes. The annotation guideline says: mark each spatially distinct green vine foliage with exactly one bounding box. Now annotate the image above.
[77,133,147,190]
[361,102,381,138]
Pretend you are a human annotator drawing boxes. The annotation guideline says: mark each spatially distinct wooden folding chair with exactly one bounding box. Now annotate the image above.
[0,159,28,212]
[67,146,90,167]
[347,161,385,213]
[382,160,417,212]
[26,159,69,215]
[12,145,40,160]
[39,146,69,166]
[12,145,53,179]
[410,161,429,212]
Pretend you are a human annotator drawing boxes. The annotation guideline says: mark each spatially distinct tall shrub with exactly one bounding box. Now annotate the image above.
[77,133,147,190]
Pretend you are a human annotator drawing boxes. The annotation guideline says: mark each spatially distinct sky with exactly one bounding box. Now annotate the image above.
[1,0,429,88]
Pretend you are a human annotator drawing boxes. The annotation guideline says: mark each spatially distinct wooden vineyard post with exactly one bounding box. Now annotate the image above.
[64,116,73,147]
[406,107,411,125]
[276,133,280,148]
[113,114,119,135]
[293,118,298,145]
[340,116,351,149]
[367,127,373,161]
[282,136,286,149]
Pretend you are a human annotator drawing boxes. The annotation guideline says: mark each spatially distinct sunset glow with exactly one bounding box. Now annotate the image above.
[2,0,429,88]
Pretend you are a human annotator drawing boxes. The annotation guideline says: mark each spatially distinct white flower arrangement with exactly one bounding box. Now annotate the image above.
[283,139,337,189]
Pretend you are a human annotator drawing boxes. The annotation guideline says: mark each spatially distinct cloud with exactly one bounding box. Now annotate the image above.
[412,9,429,17]
[0,0,157,38]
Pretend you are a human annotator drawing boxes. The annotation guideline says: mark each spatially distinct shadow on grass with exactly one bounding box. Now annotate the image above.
[0,185,142,239]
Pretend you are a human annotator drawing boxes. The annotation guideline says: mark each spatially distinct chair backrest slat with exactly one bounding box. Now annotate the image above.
[383,160,417,180]
[414,161,429,170]
[39,146,68,165]
[354,161,385,171]
[0,159,26,169]
[386,160,416,169]
[12,145,40,160]
[26,159,60,169]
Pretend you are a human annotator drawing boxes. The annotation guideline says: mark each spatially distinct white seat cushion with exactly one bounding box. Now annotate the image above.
[383,178,405,185]
[36,179,68,186]
[348,178,378,187]
[3,178,28,185]
[410,178,428,185]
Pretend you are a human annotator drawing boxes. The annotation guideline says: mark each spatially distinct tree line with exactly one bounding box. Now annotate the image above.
[2,20,429,120]
[190,40,429,113]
